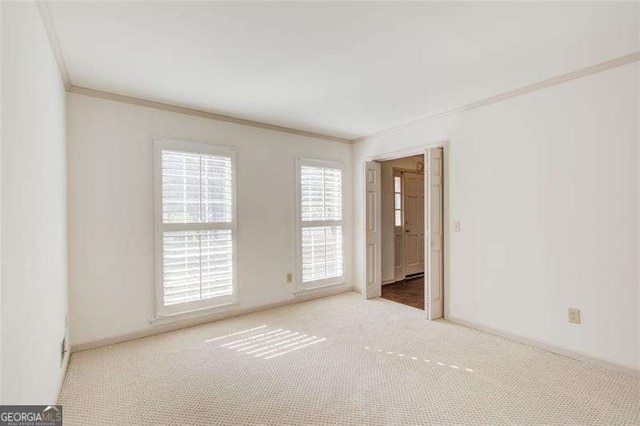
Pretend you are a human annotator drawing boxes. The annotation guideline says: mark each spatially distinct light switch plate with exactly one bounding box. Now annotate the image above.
[568,308,581,324]
[453,220,461,232]
[286,273,293,283]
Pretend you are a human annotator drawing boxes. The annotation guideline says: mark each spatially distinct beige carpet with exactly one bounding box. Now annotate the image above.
[60,292,639,425]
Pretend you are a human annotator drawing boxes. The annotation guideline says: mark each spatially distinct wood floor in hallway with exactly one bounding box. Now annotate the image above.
[381,276,424,310]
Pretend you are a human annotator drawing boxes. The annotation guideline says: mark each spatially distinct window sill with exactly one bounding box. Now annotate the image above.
[150,301,238,327]
[293,281,346,296]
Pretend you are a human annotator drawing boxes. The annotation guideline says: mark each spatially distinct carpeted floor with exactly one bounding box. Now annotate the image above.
[59,292,639,425]
[381,276,424,310]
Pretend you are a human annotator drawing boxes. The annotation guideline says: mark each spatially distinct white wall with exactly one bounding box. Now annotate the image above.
[636,61,640,372]
[636,60,640,365]
[67,93,353,346]
[380,155,423,283]
[1,3,68,403]
[0,1,4,398]
[353,63,639,370]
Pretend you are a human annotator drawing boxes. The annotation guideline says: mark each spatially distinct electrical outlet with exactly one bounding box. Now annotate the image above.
[453,220,461,232]
[568,308,581,324]
[286,273,293,283]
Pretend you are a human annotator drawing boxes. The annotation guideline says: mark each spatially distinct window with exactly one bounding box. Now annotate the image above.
[296,158,344,291]
[394,174,402,227]
[154,138,236,317]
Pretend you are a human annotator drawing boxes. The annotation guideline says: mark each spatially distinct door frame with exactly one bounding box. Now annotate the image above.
[362,141,450,320]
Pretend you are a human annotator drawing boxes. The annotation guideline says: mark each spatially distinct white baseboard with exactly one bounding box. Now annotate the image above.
[71,286,355,353]
[447,316,640,378]
[382,274,423,286]
[55,350,70,404]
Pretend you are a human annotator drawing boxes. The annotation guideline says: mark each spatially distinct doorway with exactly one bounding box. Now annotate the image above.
[364,145,447,320]
[379,155,426,310]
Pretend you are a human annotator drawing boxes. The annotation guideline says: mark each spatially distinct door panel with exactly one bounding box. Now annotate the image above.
[367,192,375,232]
[403,171,425,276]
[406,235,419,264]
[394,234,403,277]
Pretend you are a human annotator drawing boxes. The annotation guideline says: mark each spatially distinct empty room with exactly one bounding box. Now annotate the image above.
[1,1,638,425]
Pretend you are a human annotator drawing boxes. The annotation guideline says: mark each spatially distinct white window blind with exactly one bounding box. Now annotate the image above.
[297,159,344,290]
[155,138,236,317]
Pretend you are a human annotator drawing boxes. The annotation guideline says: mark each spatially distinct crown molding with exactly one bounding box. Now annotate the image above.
[68,86,351,143]
[353,51,640,143]
[36,1,71,90]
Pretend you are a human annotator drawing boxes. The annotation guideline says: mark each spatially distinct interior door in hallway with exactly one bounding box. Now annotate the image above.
[403,171,424,276]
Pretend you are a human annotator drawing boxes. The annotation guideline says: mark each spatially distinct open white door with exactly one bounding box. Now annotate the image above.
[426,148,444,319]
[364,161,381,299]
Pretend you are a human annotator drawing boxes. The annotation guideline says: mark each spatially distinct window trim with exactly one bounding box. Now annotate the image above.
[153,137,238,319]
[295,157,345,293]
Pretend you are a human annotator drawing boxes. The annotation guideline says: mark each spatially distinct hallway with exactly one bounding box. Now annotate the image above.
[381,276,424,310]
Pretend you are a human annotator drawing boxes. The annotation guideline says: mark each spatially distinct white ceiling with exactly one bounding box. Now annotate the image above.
[48,2,638,140]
